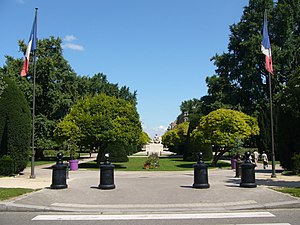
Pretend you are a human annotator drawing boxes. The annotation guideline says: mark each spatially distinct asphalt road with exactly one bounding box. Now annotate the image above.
[0,209,299,225]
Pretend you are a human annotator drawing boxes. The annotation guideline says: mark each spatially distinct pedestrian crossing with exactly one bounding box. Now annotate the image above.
[32,211,276,221]
[232,224,290,225]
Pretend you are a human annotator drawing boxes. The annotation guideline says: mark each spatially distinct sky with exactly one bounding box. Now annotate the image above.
[0,0,249,138]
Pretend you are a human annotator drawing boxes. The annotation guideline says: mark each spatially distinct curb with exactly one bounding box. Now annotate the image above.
[1,199,300,213]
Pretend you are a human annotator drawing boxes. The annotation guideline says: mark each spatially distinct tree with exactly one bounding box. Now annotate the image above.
[80,73,137,105]
[0,76,31,173]
[54,93,142,163]
[161,122,189,154]
[138,131,151,148]
[0,76,7,98]
[179,98,203,134]
[191,109,259,165]
[189,0,299,168]
[1,37,139,157]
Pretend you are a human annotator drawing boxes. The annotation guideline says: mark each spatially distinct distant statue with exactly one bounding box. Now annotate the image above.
[153,134,161,144]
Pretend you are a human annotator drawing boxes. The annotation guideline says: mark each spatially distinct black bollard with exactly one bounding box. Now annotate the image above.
[51,152,68,189]
[235,154,242,178]
[98,153,116,190]
[193,152,210,189]
[240,151,257,188]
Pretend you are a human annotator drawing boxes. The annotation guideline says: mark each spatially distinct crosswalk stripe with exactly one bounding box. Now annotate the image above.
[226,224,290,225]
[32,212,274,221]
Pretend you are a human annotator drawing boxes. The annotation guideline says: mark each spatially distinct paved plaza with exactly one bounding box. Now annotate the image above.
[0,153,299,213]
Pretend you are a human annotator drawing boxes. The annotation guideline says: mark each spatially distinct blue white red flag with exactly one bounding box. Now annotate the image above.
[261,11,273,74]
[21,10,37,77]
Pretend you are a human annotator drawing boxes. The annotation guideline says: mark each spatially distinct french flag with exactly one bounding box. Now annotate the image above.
[261,10,273,74]
[21,10,37,77]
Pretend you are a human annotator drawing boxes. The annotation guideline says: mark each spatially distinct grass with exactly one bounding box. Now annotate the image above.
[79,157,230,171]
[0,188,35,201]
[272,187,300,198]
[26,159,56,167]
[26,153,92,167]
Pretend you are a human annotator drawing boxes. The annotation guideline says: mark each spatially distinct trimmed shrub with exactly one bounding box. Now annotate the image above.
[0,155,15,176]
[183,141,213,161]
[277,108,300,170]
[291,153,300,175]
[0,77,31,173]
[125,145,138,155]
[105,142,128,162]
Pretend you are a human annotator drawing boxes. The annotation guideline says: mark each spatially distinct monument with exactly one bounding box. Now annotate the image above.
[145,134,163,156]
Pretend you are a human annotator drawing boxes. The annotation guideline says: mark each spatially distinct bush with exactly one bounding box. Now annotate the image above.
[43,150,70,159]
[0,156,15,176]
[125,145,138,155]
[0,77,31,173]
[106,142,128,162]
[183,141,213,161]
[291,153,300,174]
[144,153,159,169]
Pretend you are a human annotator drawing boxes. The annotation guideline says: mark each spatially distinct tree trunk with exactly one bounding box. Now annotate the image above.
[96,143,108,165]
[211,148,227,167]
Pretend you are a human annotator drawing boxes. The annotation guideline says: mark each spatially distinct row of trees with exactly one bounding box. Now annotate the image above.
[0,37,148,173]
[162,109,259,165]
[163,0,300,169]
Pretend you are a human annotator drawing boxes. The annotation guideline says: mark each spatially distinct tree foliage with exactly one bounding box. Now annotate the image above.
[174,0,299,168]
[138,131,151,147]
[54,93,142,163]
[0,36,139,158]
[0,77,31,173]
[162,122,189,154]
[191,109,259,165]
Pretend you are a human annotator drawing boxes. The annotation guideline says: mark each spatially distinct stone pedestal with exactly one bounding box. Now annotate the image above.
[145,143,164,156]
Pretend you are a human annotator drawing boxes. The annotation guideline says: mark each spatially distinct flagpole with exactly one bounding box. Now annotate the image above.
[30,8,38,179]
[268,72,276,178]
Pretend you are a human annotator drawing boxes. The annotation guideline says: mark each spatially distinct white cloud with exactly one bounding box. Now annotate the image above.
[63,35,77,42]
[17,0,25,4]
[62,34,84,51]
[62,43,84,51]
[143,125,167,139]
[159,125,167,130]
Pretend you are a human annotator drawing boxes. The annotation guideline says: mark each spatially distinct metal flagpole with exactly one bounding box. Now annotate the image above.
[30,8,38,179]
[268,72,276,178]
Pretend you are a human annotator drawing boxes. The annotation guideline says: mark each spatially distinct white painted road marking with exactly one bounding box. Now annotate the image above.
[32,211,274,220]
[224,224,291,225]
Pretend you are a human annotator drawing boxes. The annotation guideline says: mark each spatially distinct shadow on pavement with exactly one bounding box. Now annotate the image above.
[225,174,300,188]
[256,179,300,188]
[255,168,284,174]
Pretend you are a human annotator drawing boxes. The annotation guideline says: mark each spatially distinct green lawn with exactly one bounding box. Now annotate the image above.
[79,157,230,171]
[272,187,300,198]
[26,160,56,167]
[0,188,35,201]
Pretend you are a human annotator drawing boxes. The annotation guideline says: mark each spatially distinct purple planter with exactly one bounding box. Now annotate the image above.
[231,159,237,169]
[69,159,79,171]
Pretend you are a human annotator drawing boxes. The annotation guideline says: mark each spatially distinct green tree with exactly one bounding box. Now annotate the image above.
[203,0,275,116]
[191,109,259,165]
[195,0,299,168]
[0,77,31,173]
[138,131,151,148]
[0,76,7,98]
[54,93,142,163]
[1,37,138,157]
[77,73,137,106]
[162,122,189,154]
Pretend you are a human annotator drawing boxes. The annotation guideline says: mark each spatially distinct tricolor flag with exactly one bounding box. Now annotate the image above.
[261,10,273,74]
[21,10,37,77]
